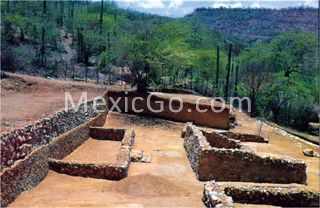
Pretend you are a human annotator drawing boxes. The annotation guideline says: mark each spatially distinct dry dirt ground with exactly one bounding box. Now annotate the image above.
[0,73,107,133]
[3,80,319,207]
[10,111,319,207]
[10,112,204,207]
[63,139,121,164]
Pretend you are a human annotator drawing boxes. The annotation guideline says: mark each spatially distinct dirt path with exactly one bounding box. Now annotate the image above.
[1,73,106,133]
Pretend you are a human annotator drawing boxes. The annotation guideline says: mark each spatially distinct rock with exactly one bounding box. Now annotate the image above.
[303,149,314,157]
[2,121,10,126]
[208,191,222,206]
[130,150,143,162]
[309,122,320,130]
[140,153,152,163]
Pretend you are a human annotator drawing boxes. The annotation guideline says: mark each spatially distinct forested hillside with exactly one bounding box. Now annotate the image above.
[185,7,318,42]
[1,1,318,134]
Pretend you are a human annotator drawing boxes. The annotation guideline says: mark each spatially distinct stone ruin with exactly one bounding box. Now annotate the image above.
[183,124,306,183]
[49,127,135,180]
[182,124,319,207]
[0,89,319,207]
[203,181,319,207]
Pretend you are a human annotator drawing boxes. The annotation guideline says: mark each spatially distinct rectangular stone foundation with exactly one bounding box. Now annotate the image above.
[48,127,135,180]
[184,124,307,184]
[203,181,320,207]
[0,112,107,207]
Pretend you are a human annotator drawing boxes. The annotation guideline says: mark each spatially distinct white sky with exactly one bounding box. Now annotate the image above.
[113,0,318,17]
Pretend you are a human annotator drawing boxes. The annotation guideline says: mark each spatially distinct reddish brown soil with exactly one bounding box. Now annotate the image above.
[10,112,204,207]
[6,92,319,207]
[1,73,106,133]
[231,110,319,191]
[63,138,121,164]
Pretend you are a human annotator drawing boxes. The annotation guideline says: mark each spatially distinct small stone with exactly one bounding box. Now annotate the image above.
[2,121,10,126]
[303,149,314,157]
[140,153,152,163]
[130,150,143,162]
[208,191,222,206]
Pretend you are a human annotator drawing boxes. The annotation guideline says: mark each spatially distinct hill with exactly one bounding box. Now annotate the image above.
[185,7,318,42]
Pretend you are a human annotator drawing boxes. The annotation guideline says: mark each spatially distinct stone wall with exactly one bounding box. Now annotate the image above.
[224,184,319,207]
[106,90,230,129]
[0,112,107,207]
[89,127,125,141]
[203,181,319,207]
[202,131,241,149]
[203,181,233,208]
[48,159,127,180]
[222,132,268,143]
[1,146,49,207]
[48,128,135,180]
[1,98,103,170]
[184,124,307,184]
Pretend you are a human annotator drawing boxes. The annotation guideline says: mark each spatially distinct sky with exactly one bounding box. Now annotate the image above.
[114,0,319,17]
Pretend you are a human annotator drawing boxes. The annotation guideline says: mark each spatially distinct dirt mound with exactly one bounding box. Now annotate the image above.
[0,74,36,94]
[107,174,187,197]
[0,73,106,133]
[0,73,105,95]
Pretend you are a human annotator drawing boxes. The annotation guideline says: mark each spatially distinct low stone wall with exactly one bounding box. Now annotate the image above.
[48,113,107,160]
[222,132,268,143]
[121,129,135,150]
[1,98,103,171]
[48,128,135,180]
[203,181,319,207]
[1,146,49,207]
[48,159,127,180]
[105,90,230,129]
[0,112,107,207]
[202,131,241,149]
[203,181,234,208]
[184,124,307,184]
[89,127,125,141]
[224,184,320,207]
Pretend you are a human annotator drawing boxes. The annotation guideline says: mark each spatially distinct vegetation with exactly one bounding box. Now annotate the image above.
[186,7,318,42]
[1,1,318,133]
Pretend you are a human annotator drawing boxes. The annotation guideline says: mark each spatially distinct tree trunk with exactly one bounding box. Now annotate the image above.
[72,65,75,81]
[230,61,234,96]
[99,0,104,34]
[113,10,117,36]
[215,45,220,96]
[96,69,99,83]
[85,66,88,82]
[40,27,46,67]
[40,0,47,67]
[107,32,111,60]
[64,63,68,80]
[33,25,37,44]
[77,28,81,62]
[20,28,25,41]
[205,79,209,95]
[190,69,193,90]
[234,61,239,97]
[59,1,64,27]
[68,1,74,35]
[250,92,257,117]
[43,0,47,16]
[224,44,232,101]
[6,0,10,13]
